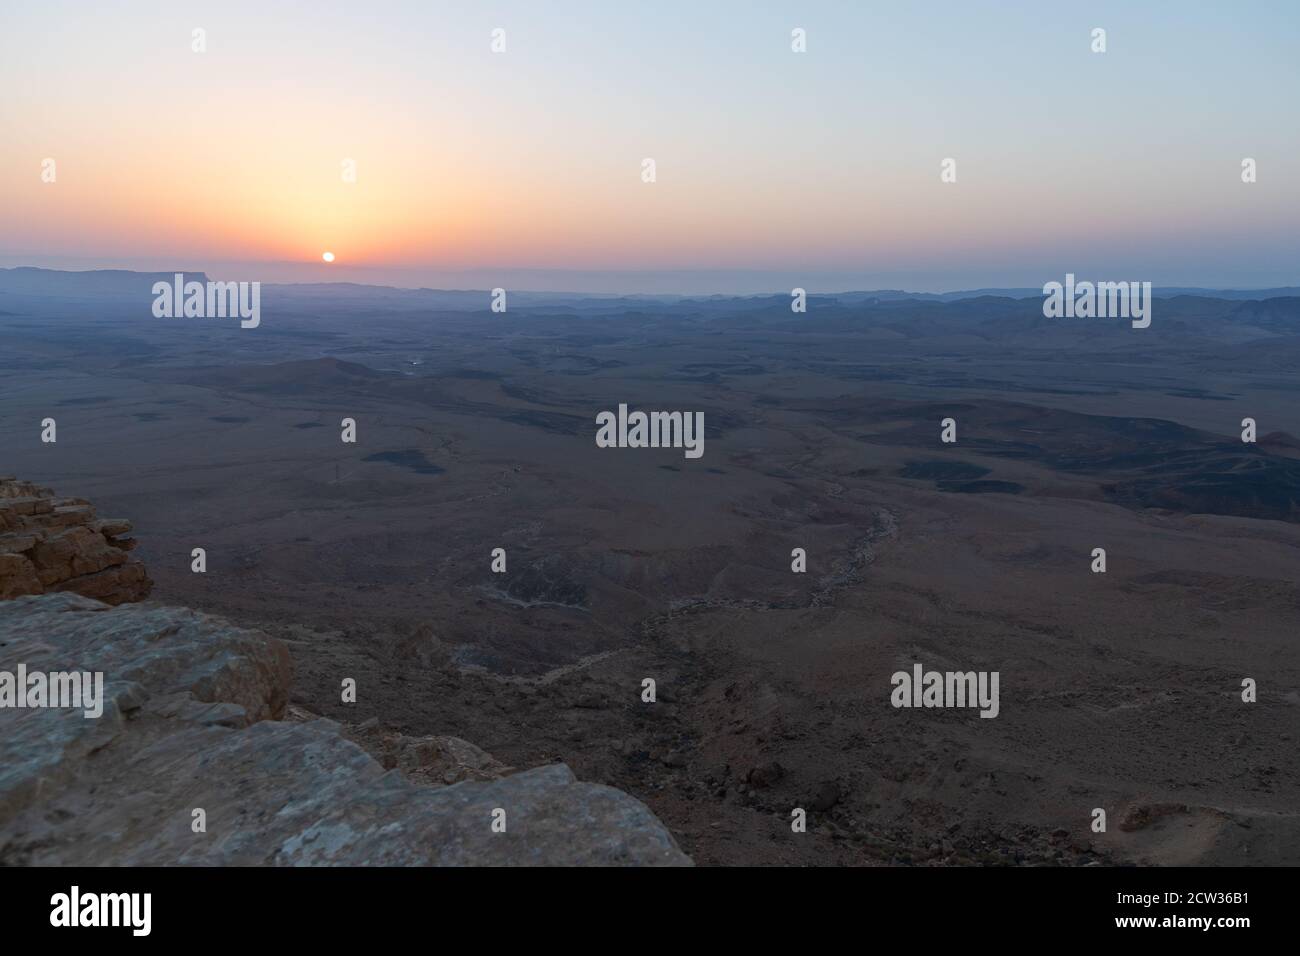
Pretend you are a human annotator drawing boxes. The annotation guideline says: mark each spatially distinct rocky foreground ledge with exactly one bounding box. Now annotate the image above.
[0,477,151,604]
[0,593,690,866]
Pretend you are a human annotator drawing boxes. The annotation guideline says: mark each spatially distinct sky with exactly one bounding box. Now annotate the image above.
[2,0,1298,293]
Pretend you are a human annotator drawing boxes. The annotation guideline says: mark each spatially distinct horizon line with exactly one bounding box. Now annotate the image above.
[3,264,1299,300]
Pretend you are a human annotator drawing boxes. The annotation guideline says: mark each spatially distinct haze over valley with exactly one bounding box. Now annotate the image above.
[4,267,1297,865]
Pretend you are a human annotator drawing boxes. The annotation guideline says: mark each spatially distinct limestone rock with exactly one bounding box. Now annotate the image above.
[0,478,151,605]
[0,594,690,866]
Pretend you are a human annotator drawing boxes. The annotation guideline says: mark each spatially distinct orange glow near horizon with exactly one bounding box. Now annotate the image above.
[2,2,1297,289]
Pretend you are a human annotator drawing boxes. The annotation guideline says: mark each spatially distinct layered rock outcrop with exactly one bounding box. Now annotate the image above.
[0,593,690,866]
[0,477,151,604]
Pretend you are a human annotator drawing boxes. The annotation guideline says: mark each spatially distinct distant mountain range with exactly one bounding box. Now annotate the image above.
[0,267,213,297]
[2,266,1298,310]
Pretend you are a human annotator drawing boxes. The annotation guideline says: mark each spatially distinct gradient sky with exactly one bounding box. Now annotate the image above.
[2,1,1298,292]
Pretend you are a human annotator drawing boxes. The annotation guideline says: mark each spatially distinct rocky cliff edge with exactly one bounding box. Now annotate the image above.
[0,593,690,866]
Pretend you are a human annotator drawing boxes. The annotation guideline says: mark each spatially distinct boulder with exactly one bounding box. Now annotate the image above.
[0,594,690,866]
[0,478,150,605]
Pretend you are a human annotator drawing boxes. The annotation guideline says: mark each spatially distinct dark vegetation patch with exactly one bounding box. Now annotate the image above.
[500,410,588,435]
[943,480,1025,494]
[500,383,559,405]
[899,460,991,481]
[1164,388,1233,401]
[361,450,445,475]
[680,363,766,375]
[1103,454,1300,523]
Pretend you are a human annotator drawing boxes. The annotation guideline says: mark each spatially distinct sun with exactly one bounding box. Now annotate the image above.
[322,251,335,263]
